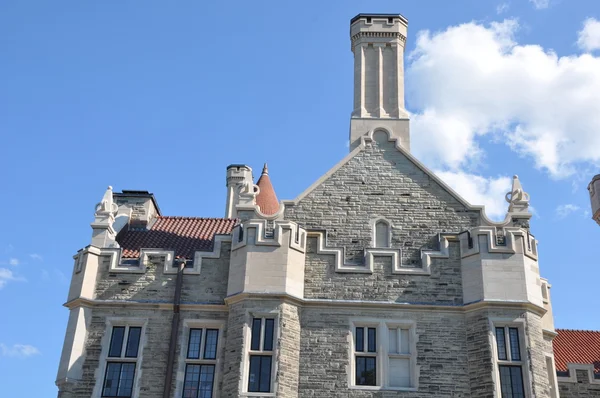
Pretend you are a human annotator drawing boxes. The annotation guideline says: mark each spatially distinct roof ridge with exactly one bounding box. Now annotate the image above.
[157,216,237,221]
[556,328,600,333]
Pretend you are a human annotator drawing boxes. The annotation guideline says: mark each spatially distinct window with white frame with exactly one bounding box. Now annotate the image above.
[101,325,142,397]
[182,327,220,398]
[351,320,416,390]
[247,317,275,393]
[374,220,391,248]
[494,326,526,398]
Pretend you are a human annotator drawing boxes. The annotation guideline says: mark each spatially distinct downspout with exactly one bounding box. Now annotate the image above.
[163,257,185,398]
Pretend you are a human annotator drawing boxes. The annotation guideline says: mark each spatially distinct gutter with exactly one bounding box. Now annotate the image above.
[162,258,185,398]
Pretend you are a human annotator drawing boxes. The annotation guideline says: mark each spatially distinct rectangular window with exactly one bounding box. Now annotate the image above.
[495,325,525,398]
[351,321,416,390]
[101,325,143,398]
[247,317,276,393]
[182,327,220,398]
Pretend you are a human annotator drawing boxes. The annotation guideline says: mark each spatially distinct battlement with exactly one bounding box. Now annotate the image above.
[459,226,538,260]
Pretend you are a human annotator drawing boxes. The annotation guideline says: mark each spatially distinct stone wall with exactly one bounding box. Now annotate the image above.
[285,134,480,267]
[298,306,470,397]
[559,370,600,397]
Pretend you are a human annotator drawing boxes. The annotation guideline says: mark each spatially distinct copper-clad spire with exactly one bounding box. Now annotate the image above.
[255,163,279,215]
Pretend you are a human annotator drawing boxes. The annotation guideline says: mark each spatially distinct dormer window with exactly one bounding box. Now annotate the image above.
[374,219,391,248]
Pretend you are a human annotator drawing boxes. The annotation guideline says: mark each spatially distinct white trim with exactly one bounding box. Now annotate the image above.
[460,227,538,260]
[557,363,600,384]
[173,318,226,398]
[348,318,419,391]
[91,317,148,398]
[489,317,533,398]
[240,310,280,396]
[231,220,306,253]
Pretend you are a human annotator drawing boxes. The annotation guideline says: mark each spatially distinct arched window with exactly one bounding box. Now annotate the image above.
[374,220,390,248]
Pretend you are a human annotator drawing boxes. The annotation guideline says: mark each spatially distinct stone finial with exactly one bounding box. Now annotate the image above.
[262,163,269,175]
[95,186,118,217]
[505,175,531,213]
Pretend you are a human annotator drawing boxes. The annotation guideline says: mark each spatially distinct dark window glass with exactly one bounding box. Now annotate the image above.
[499,365,525,398]
[108,327,125,358]
[102,362,136,397]
[367,328,377,352]
[355,356,377,386]
[125,327,141,358]
[355,327,364,352]
[496,327,507,360]
[183,364,215,398]
[509,328,521,361]
[203,329,218,360]
[251,318,262,351]
[248,355,272,392]
[187,329,202,359]
[263,319,274,351]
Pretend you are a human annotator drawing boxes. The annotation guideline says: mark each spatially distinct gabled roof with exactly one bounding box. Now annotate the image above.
[117,216,236,259]
[554,329,600,374]
[255,163,280,215]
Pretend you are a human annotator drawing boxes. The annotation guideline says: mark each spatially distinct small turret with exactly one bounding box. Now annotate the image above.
[505,175,532,229]
[255,163,280,216]
[90,186,119,248]
[588,174,600,225]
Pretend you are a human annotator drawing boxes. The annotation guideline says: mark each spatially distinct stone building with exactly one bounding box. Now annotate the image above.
[56,13,600,398]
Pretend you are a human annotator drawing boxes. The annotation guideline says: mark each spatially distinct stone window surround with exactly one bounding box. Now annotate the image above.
[544,353,560,398]
[73,249,87,274]
[173,318,226,398]
[91,317,148,398]
[556,363,600,384]
[348,318,419,392]
[489,318,533,398]
[239,309,280,397]
[370,217,392,248]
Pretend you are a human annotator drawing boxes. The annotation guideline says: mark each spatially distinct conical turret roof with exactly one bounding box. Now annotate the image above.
[255,163,280,215]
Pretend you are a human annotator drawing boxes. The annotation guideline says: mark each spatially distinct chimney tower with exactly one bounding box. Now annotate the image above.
[349,14,410,151]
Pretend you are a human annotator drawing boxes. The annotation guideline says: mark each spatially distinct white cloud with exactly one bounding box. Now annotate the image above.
[577,18,600,52]
[529,0,549,9]
[0,344,41,358]
[555,204,581,218]
[407,19,600,179]
[434,170,512,220]
[496,3,510,14]
[29,253,43,261]
[0,268,25,289]
[8,258,19,266]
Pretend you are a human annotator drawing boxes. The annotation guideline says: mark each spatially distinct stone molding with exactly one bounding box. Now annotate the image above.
[231,220,306,253]
[557,363,600,384]
[459,227,538,260]
[351,31,407,44]
[308,231,454,275]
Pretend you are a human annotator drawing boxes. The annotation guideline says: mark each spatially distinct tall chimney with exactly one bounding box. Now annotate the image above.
[349,14,410,151]
[225,165,254,219]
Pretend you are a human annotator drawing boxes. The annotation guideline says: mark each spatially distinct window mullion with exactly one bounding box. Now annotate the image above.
[504,327,512,362]
[260,318,265,352]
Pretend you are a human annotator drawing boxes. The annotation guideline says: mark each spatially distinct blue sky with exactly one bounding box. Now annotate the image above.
[1,0,600,396]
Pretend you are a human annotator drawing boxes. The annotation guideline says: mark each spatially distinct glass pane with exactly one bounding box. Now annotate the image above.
[496,327,507,360]
[509,328,521,361]
[108,327,125,357]
[367,328,377,353]
[375,221,389,248]
[510,366,525,398]
[356,357,366,385]
[400,329,410,354]
[248,355,271,392]
[355,327,364,352]
[187,329,202,359]
[103,363,121,396]
[356,356,376,386]
[388,328,398,353]
[499,366,513,398]
[125,327,141,358]
[389,358,410,387]
[203,329,219,360]
[248,355,261,392]
[263,319,275,351]
[259,356,272,392]
[117,363,135,397]
[183,364,201,398]
[198,365,215,398]
[251,318,262,351]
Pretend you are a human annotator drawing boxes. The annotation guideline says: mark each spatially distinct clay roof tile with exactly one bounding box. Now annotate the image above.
[255,163,280,215]
[553,329,600,374]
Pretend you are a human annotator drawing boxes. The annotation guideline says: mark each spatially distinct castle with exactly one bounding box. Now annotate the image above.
[56,14,600,397]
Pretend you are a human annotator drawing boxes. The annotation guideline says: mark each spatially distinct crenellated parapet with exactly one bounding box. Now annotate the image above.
[227,219,307,299]
[459,226,538,260]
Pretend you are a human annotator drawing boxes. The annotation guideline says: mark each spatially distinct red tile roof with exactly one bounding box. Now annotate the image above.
[554,329,600,374]
[255,163,280,215]
[117,216,236,259]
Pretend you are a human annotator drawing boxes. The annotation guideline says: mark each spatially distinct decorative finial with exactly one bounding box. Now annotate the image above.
[505,175,530,213]
[262,163,269,175]
[95,185,118,216]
